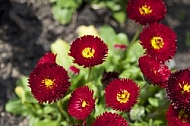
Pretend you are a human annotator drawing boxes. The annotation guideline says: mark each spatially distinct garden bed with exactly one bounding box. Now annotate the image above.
[0,0,190,125]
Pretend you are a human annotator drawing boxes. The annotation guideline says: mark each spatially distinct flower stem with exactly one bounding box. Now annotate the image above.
[146,99,169,119]
[87,67,92,81]
[130,25,142,45]
[57,100,70,121]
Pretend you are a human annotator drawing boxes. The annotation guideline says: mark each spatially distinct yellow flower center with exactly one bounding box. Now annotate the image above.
[82,47,95,59]
[179,82,190,94]
[139,5,152,15]
[151,36,164,49]
[42,78,54,88]
[117,90,130,103]
[178,109,188,123]
[81,100,88,108]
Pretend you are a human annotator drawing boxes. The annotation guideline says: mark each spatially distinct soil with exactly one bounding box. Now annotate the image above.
[0,0,190,125]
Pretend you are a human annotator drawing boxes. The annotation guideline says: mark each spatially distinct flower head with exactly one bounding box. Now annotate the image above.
[68,86,95,120]
[127,0,166,25]
[114,44,127,51]
[140,23,177,62]
[28,63,70,103]
[139,55,171,88]
[69,65,80,75]
[92,112,129,126]
[166,69,190,111]
[166,105,190,126]
[69,35,108,68]
[105,78,140,111]
[37,52,57,65]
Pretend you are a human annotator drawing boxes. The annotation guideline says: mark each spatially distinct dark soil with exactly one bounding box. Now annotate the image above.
[0,0,190,125]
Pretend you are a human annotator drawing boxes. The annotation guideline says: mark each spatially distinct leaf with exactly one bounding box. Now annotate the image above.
[16,76,29,91]
[113,11,126,23]
[106,1,120,11]
[99,25,117,58]
[5,99,29,116]
[148,98,159,107]
[124,41,144,63]
[51,39,72,69]
[76,25,99,37]
[49,0,57,3]
[119,66,140,79]
[115,33,129,45]
[99,25,116,47]
[52,6,74,25]
[57,0,82,9]
[34,119,59,126]
[130,105,145,121]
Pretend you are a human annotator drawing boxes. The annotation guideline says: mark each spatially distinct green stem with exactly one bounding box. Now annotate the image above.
[146,100,169,119]
[141,82,148,90]
[56,100,70,121]
[87,67,92,81]
[130,25,142,45]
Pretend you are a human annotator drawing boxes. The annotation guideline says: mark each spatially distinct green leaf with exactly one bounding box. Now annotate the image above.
[16,76,29,91]
[25,91,38,103]
[113,11,126,23]
[43,106,56,114]
[99,25,116,47]
[51,39,72,69]
[5,99,29,116]
[57,0,82,9]
[52,6,74,25]
[106,1,120,11]
[115,33,129,45]
[49,0,57,3]
[124,41,144,63]
[148,98,159,107]
[130,105,145,121]
[34,119,59,126]
[119,66,140,79]
[99,25,117,59]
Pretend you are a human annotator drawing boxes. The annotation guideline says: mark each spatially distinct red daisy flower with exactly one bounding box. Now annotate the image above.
[127,0,166,25]
[28,63,70,103]
[166,105,190,126]
[138,55,171,88]
[68,86,95,120]
[69,65,80,75]
[105,78,140,111]
[166,69,190,111]
[37,52,57,65]
[68,35,108,68]
[114,44,127,51]
[140,23,177,62]
[92,112,129,126]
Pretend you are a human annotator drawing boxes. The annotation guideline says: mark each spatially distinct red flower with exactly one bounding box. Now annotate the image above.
[114,44,127,51]
[166,69,190,111]
[138,55,171,88]
[68,86,95,120]
[28,63,70,103]
[140,23,177,62]
[69,65,80,75]
[92,112,129,126]
[166,105,190,126]
[105,78,140,111]
[37,52,57,65]
[69,35,108,68]
[127,0,166,25]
